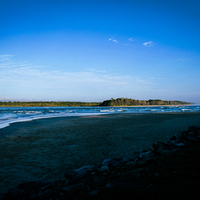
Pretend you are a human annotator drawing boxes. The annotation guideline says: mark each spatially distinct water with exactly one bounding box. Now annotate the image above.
[0,105,200,130]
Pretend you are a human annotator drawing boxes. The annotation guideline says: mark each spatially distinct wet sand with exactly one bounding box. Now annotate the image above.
[0,112,200,193]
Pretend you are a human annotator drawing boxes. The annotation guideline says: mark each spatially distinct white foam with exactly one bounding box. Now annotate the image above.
[0,112,108,130]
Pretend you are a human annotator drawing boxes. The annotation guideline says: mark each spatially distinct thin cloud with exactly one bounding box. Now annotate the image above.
[0,56,153,101]
[128,38,137,42]
[178,58,190,62]
[0,54,14,61]
[143,41,154,46]
[108,38,118,43]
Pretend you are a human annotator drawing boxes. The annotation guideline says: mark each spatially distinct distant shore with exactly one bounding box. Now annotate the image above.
[109,104,192,107]
[0,104,193,108]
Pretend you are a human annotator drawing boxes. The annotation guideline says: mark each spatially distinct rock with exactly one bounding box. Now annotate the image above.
[8,188,25,197]
[0,193,5,200]
[155,173,160,177]
[76,169,88,179]
[169,140,178,147]
[62,185,76,192]
[121,157,129,163]
[176,143,185,147]
[137,161,146,165]
[105,183,112,188]
[37,191,44,197]
[188,132,195,137]
[159,150,173,156]
[16,180,51,195]
[40,184,51,191]
[132,168,144,173]
[102,158,111,166]
[76,182,84,189]
[64,169,87,180]
[99,165,109,172]
[188,137,197,142]
[64,171,79,179]
[125,161,137,165]
[89,190,98,195]
[189,126,199,133]
[170,135,177,140]
[65,179,70,186]
[112,160,123,167]
[76,165,94,172]
[139,150,153,160]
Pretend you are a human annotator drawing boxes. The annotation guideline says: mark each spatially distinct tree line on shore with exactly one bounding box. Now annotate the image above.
[99,98,190,106]
[0,101,100,107]
[0,98,190,107]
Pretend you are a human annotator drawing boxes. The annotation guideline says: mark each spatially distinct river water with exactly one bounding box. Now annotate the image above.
[0,105,200,129]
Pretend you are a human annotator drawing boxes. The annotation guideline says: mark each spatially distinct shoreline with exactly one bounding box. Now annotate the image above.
[108,104,193,107]
[0,104,194,108]
[0,112,200,193]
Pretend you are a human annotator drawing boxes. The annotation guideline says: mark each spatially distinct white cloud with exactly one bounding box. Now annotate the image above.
[0,54,14,61]
[108,38,118,43]
[0,56,153,101]
[143,41,154,46]
[128,38,137,42]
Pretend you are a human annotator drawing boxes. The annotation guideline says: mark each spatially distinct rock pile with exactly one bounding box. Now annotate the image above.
[1,126,200,200]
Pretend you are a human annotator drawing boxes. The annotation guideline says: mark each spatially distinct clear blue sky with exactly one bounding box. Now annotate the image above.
[0,0,200,103]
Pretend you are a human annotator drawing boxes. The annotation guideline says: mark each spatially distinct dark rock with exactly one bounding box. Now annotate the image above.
[99,165,109,172]
[62,185,76,192]
[176,143,185,147]
[89,190,98,195]
[7,188,25,199]
[102,158,112,166]
[76,165,95,172]
[189,126,199,133]
[16,180,51,195]
[132,168,144,173]
[170,135,177,140]
[0,193,6,200]
[105,183,112,188]
[76,182,84,189]
[121,157,129,164]
[64,171,79,179]
[64,169,88,181]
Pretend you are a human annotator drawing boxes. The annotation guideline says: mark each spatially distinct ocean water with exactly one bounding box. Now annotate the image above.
[0,105,200,129]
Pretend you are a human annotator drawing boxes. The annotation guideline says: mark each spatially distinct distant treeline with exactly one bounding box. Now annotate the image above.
[0,98,191,107]
[99,98,191,106]
[0,101,100,107]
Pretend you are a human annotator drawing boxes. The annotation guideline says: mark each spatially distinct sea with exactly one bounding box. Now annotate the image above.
[0,105,200,130]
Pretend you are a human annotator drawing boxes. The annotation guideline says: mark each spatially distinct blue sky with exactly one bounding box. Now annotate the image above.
[0,0,200,103]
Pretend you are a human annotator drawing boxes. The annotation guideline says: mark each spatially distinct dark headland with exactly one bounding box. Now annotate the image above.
[0,112,200,199]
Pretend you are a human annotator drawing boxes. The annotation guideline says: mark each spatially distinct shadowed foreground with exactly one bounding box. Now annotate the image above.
[0,112,200,199]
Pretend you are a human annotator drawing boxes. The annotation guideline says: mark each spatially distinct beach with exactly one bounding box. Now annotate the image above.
[0,112,200,193]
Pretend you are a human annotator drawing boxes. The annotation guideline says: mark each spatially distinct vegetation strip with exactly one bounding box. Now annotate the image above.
[0,98,190,107]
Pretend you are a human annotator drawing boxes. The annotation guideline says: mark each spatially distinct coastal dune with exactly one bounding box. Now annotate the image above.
[0,112,200,193]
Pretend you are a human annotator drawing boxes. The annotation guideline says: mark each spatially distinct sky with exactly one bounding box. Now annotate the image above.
[0,0,200,103]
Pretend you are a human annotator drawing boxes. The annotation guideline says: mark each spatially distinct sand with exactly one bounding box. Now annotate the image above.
[0,112,200,193]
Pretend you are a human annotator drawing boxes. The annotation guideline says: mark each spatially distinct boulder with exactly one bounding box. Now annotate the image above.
[16,180,51,195]
[7,188,25,199]
[89,190,98,195]
[99,165,109,172]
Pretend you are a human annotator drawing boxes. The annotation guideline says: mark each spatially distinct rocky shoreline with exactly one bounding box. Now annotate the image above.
[1,125,200,200]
